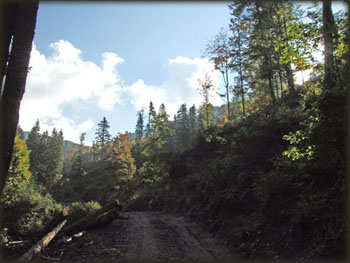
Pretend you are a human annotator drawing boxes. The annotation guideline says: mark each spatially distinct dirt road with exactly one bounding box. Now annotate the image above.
[42,211,235,261]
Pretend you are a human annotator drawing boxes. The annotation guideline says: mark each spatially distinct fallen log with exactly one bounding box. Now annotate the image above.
[6,240,27,245]
[63,208,120,235]
[61,200,122,236]
[18,219,67,261]
[78,208,120,231]
[40,208,68,238]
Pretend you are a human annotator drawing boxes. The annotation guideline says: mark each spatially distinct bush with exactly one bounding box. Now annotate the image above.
[66,201,102,224]
[1,183,59,240]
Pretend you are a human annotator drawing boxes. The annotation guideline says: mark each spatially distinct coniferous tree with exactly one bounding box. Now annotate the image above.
[229,2,251,116]
[34,128,65,192]
[188,105,197,140]
[155,104,175,148]
[134,110,144,168]
[135,110,144,144]
[72,132,86,177]
[27,120,42,184]
[38,130,51,188]
[169,114,178,132]
[175,104,190,148]
[16,126,25,140]
[145,101,156,135]
[322,0,338,91]
[95,116,112,158]
[26,121,65,192]
[246,2,278,104]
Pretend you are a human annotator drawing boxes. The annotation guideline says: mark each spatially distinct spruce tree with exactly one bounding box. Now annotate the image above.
[45,128,64,191]
[154,103,175,147]
[145,101,156,135]
[72,132,85,177]
[175,104,190,148]
[95,116,112,158]
[135,109,144,144]
[229,2,250,116]
[27,120,41,183]
[188,105,197,140]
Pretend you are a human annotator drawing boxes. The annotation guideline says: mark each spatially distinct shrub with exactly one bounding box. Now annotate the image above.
[66,201,102,224]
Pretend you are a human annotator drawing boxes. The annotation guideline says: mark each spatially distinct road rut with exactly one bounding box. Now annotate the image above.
[42,211,235,261]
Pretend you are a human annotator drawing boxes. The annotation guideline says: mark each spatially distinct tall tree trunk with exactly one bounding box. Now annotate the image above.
[0,2,17,97]
[255,2,276,105]
[224,68,231,121]
[237,33,246,116]
[274,73,280,99]
[267,72,276,105]
[284,62,297,97]
[277,8,297,98]
[0,0,39,196]
[278,70,284,98]
[239,63,245,116]
[323,0,337,90]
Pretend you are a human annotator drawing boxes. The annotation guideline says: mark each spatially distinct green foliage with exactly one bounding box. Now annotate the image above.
[198,102,214,130]
[95,116,112,156]
[1,134,31,207]
[145,101,156,135]
[283,129,316,160]
[2,182,58,239]
[5,2,344,259]
[130,85,346,258]
[1,127,62,239]
[135,109,144,146]
[66,201,101,223]
[197,73,216,129]
[26,120,65,192]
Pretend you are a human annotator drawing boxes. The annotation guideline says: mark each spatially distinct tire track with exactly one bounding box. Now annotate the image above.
[122,212,234,260]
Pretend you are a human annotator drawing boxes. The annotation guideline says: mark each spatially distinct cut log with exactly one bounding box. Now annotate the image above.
[78,209,120,231]
[7,241,26,245]
[40,208,68,238]
[63,208,120,235]
[61,200,122,235]
[18,219,67,261]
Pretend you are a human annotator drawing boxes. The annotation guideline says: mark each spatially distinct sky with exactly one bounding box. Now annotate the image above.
[19,1,347,145]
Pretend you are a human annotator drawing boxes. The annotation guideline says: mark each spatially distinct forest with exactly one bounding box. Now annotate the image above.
[0,0,348,261]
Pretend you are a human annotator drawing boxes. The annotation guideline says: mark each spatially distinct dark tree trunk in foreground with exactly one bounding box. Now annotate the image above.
[322,0,337,90]
[0,2,17,92]
[267,72,276,105]
[284,62,297,97]
[0,0,39,196]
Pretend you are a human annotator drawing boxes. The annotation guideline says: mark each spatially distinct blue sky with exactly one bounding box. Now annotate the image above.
[19,1,347,145]
[34,2,232,85]
[20,2,232,144]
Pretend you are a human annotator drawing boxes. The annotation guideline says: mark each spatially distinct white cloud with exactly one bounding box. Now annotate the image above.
[126,79,166,110]
[20,40,124,142]
[124,56,222,117]
[40,118,94,145]
[20,40,224,142]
